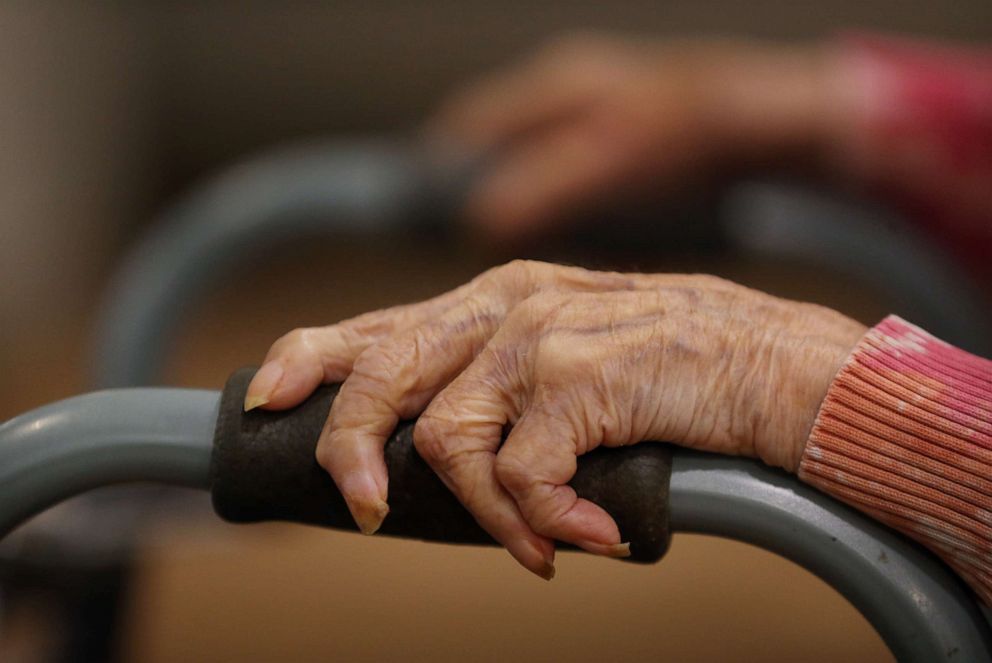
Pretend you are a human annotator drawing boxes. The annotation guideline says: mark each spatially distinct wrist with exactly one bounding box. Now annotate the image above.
[756,309,867,472]
[693,42,848,172]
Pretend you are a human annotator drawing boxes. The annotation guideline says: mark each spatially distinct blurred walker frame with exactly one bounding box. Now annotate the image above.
[2,138,991,661]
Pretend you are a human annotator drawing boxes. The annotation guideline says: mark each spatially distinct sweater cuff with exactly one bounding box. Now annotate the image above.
[798,315,992,605]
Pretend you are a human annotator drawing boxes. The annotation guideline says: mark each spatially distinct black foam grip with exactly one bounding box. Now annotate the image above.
[210,367,672,562]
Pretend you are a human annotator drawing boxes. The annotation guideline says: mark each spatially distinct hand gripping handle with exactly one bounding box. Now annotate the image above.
[210,367,673,562]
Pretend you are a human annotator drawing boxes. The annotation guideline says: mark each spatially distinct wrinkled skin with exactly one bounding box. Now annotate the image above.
[245,261,866,579]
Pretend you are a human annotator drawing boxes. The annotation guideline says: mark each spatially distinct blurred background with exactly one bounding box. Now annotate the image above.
[1,2,990,662]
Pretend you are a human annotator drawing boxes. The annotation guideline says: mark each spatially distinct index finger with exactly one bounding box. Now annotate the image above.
[244,285,469,411]
[414,353,556,580]
[425,53,600,152]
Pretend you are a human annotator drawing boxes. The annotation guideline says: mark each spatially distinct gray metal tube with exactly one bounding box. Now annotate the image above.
[0,389,217,538]
[92,140,438,388]
[725,182,992,355]
[670,451,992,662]
[94,150,992,391]
[1,391,989,660]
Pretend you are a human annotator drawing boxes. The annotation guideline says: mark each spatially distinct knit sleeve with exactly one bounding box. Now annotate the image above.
[835,34,992,281]
[798,315,992,604]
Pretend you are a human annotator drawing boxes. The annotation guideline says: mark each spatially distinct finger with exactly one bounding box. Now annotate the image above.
[496,393,628,558]
[425,56,598,152]
[315,300,503,535]
[244,288,467,411]
[464,118,628,239]
[242,326,360,412]
[415,351,556,580]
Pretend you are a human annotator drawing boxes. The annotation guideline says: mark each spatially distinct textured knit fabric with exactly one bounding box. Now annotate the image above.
[838,34,992,281]
[798,315,992,605]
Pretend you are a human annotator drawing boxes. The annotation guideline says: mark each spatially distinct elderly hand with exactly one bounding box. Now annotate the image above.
[245,261,865,579]
[428,33,838,240]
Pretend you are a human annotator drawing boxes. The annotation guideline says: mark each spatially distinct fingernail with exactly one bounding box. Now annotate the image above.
[351,499,389,535]
[520,541,556,581]
[244,361,283,411]
[243,394,269,411]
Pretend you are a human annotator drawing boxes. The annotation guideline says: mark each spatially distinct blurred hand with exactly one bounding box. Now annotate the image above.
[245,260,865,579]
[427,34,835,240]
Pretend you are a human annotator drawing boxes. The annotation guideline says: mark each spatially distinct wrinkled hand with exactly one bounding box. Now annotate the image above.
[428,33,834,240]
[245,261,865,579]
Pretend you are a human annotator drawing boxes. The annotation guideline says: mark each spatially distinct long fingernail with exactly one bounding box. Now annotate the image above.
[244,361,283,411]
[521,541,556,581]
[351,499,389,535]
[579,541,631,559]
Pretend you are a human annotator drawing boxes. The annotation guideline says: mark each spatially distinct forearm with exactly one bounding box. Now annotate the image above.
[798,316,992,604]
[693,41,843,172]
[696,35,992,276]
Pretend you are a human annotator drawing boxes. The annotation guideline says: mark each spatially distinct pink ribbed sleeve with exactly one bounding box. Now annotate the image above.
[798,315,992,605]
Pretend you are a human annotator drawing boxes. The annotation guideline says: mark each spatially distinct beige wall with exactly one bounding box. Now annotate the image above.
[0,5,152,337]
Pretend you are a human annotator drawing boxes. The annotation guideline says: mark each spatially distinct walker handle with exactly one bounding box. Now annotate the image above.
[210,367,673,562]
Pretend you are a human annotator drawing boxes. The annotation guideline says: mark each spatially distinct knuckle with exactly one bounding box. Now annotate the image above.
[515,292,548,318]
[493,258,534,284]
[272,326,312,353]
[472,259,540,301]
[350,342,397,382]
[529,492,573,535]
[271,324,361,363]
[314,439,335,473]
[333,378,384,416]
[327,321,369,356]
[413,414,453,464]
[480,343,522,393]
[502,258,533,273]
[340,367,392,406]
[415,404,495,476]
[690,273,736,291]
[351,328,438,402]
[509,290,568,330]
[504,258,551,283]
[494,450,532,494]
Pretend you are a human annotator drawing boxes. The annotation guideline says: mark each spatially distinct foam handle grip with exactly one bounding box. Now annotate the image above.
[210,367,673,562]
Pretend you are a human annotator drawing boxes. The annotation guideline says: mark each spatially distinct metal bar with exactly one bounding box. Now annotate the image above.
[725,181,992,355]
[0,389,218,538]
[670,450,992,662]
[92,150,992,391]
[1,390,988,660]
[91,140,441,388]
